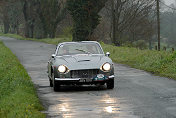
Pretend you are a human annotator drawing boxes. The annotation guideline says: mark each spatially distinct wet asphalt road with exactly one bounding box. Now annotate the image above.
[1,36,176,118]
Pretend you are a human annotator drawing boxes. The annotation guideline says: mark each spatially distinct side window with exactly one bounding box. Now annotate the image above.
[56,45,70,56]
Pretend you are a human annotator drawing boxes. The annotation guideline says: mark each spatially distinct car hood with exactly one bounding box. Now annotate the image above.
[54,55,112,70]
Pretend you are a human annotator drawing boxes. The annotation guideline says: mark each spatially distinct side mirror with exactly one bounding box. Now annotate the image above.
[52,54,56,58]
[106,52,110,57]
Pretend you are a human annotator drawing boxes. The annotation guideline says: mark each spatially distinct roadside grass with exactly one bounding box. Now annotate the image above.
[0,33,72,44]
[0,33,24,40]
[101,42,176,80]
[0,41,45,118]
[0,33,175,80]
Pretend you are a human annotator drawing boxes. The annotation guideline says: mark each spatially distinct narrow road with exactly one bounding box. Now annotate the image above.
[1,36,176,118]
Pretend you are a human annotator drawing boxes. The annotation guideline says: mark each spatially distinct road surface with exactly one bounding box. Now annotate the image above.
[0,36,176,118]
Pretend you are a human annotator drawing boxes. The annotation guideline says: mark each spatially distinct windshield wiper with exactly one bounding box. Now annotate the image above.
[75,49,92,54]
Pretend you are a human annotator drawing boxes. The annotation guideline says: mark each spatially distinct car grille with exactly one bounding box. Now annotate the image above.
[71,69,99,78]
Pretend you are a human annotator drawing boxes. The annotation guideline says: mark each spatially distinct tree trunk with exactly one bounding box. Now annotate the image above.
[3,20,10,34]
[16,25,20,34]
[112,31,121,46]
[49,32,55,38]
[30,23,34,38]
[49,24,58,38]
[3,12,10,34]
[23,1,35,38]
[24,22,30,37]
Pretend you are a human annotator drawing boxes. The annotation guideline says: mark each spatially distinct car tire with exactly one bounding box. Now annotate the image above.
[107,79,114,89]
[49,79,53,87]
[53,81,60,91]
[52,73,60,91]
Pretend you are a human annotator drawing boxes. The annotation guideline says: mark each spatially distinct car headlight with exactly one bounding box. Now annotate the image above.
[101,63,111,72]
[58,65,67,73]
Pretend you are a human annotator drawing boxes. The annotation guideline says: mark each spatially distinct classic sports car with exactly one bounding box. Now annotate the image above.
[47,41,114,91]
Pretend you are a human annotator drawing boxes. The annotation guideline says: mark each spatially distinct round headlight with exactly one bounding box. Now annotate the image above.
[102,63,111,71]
[58,65,67,73]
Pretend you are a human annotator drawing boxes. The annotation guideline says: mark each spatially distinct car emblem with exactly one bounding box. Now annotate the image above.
[97,74,104,78]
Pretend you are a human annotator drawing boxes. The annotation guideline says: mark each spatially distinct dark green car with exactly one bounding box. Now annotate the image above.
[47,41,114,91]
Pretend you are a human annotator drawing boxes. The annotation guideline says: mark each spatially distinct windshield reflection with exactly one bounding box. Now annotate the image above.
[57,42,103,56]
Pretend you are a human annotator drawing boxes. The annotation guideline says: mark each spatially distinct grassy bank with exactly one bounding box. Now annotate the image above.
[101,43,176,80]
[0,33,175,80]
[0,33,71,44]
[0,41,45,118]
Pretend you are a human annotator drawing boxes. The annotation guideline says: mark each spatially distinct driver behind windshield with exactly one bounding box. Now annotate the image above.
[61,45,69,55]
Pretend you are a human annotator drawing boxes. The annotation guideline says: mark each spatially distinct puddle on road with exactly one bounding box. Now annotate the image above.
[46,94,138,118]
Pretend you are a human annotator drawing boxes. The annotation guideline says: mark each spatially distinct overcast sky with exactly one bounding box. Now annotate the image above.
[164,0,175,5]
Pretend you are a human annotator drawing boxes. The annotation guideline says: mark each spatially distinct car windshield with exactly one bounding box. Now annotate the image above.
[57,43,103,56]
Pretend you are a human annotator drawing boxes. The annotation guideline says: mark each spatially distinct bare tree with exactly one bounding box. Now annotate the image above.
[0,1,10,33]
[37,0,66,38]
[103,0,156,46]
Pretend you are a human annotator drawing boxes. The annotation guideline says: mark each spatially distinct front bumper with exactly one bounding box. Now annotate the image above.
[55,75,114,82]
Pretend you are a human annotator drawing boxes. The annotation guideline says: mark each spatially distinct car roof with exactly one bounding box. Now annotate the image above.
[58,41,99,45]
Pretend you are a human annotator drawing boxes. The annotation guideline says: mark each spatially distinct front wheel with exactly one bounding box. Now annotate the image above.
[49,79,53,87]
[53,81,60,91]
[107,79,114,89]
[52,73,60,91]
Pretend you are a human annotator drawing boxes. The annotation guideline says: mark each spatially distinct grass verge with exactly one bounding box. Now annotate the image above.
[0,33,175,80]
[0,41,45,118]
[101,42,176,80]
[0,33,71,44]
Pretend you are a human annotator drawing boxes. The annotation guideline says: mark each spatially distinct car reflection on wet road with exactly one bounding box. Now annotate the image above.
[46,89,138,118]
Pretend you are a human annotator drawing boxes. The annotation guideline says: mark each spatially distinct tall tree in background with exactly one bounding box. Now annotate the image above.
[1,5,10,33]
[23,0,38,38]
[8,0,23,34]
[0,0,22,34]
[0,0,10,34]
[110,0,156,46]
[67,0,107,41]
[21,0,66,38]
[38,0,66,38]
